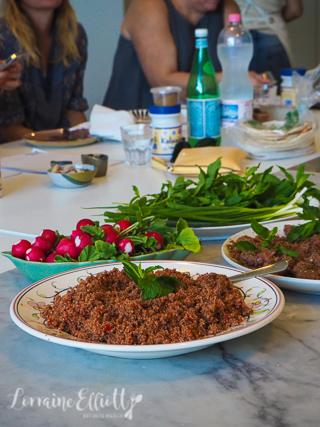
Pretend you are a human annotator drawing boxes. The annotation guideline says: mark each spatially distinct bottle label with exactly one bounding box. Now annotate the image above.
[151,125,182,155]
[187,98,220,139]
[196,38,208,49]
[220,99,253,128]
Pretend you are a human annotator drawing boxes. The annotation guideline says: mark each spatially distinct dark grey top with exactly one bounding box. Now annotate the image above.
[103,0,224,110]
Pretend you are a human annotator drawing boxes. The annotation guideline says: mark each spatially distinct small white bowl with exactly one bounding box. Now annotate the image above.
[47,164,97,188]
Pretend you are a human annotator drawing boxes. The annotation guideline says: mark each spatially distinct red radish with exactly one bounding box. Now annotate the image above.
[114,219,132,232]
[12,239,31,259]
[45,252,59,263]
[40,229,57,245]
[31,236,53,254]
[56,238,78,259]
[74,233,93,254]
[70,229,86,240]
[146,232,164,250]
[101,224,120,245]
[118,238,135,255]
[76,218,95,231]
[25,247,46,262]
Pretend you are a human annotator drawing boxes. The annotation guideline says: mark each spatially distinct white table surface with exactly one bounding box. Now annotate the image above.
[1,124,320,426]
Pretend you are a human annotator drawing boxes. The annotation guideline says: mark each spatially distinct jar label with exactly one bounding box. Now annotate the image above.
[152,125,182,155]
[281,87,295,106]
[187,98,220,139]
[220,99,253,128]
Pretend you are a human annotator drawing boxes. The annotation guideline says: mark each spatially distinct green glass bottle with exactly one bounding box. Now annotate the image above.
[187,28,221,147]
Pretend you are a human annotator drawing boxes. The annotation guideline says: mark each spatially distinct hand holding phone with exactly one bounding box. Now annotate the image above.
[0,52,29,72]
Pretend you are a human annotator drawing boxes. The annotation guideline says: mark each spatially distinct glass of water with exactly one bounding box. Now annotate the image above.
[120,124,154,165]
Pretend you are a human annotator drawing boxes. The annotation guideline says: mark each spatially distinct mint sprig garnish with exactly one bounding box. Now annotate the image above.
[236,218,299,257]
[122,260,184,300]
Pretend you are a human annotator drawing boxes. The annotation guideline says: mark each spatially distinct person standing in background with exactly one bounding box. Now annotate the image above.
[0,0,88,142]
[235,0,303,88]
[103,0,265,110]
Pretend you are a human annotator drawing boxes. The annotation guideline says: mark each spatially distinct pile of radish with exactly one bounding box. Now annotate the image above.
[10,218,171,263]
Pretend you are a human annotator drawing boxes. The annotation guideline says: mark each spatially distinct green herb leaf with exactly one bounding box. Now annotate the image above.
[278,245,299,257]
[235,241,258,252]
[122,260,183,300]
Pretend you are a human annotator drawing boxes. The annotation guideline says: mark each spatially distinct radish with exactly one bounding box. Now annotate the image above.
[12,239,31,259]
[76,218,95,231]
[74,233,93,254]
[118,238,135,255]
[31,236,53,254]
[40,229,57,245]
[45,252,59,263]
[146,232,164,250]
[70,229,86,241]
[114,219,132,232]
[25,247,46,262]
[101,224,120,245]
[56,238,78,259]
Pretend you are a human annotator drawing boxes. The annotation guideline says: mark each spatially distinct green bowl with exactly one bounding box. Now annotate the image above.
[2,249,190,283]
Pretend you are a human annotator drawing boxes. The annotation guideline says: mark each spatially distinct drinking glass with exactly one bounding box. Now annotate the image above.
[120,124,154,165]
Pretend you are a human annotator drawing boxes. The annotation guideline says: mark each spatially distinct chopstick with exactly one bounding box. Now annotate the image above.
[0,229,37,239]
[1,167,47,175]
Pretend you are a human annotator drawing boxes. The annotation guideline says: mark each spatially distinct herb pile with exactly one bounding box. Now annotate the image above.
[93,159,320,228]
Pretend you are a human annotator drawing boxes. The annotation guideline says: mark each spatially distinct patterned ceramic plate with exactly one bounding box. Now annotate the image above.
[10,261,284,359]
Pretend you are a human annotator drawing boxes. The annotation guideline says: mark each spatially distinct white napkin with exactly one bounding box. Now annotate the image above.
[88,104,134,141]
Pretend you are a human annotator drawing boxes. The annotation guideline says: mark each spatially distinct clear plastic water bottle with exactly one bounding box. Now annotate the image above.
[217,14,253,128]
[187,28,220,147]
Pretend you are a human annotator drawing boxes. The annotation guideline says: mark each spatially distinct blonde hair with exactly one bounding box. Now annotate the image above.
[0,0,80,66]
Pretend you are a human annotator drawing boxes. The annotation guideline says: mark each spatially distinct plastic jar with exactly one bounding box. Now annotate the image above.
[281,68,306,106]
[149,105,182,156]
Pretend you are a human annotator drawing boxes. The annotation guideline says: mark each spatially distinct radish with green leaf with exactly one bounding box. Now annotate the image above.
[56,238,78,259]
[76,218,95,231]
[146,232,164,250]
[101,224,120,245]
[74,233,93,254]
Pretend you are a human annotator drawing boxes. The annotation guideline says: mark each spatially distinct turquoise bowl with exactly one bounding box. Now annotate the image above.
[2,249,190,283]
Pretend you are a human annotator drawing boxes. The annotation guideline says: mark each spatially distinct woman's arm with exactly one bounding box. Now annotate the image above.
[0,124,32,142]
[282,0,303,22]
[123,0,190,98]
[66,110,87,127]
[223,0,240,26]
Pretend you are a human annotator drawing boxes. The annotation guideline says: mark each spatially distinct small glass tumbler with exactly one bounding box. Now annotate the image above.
[120,124,154,165]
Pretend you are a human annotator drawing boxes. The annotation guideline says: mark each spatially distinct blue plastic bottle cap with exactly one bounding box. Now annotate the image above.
[281,68,306,77]
[148,105,181,114]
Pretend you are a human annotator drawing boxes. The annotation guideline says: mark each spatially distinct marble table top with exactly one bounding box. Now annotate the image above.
[1,262,320,427]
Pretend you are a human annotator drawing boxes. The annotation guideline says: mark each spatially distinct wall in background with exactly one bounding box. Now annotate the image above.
[288,0,320,70]
[71,0,123,116]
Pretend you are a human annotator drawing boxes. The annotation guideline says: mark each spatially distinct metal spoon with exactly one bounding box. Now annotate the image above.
[229,260,288,283]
